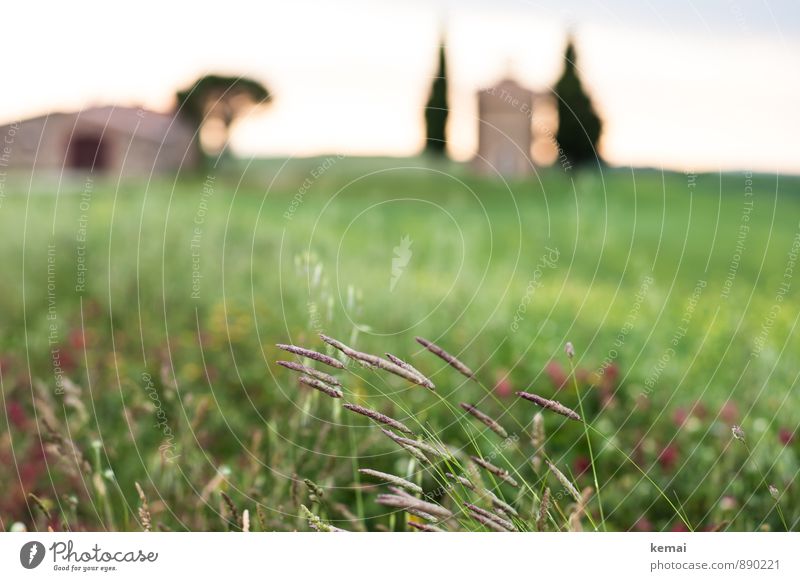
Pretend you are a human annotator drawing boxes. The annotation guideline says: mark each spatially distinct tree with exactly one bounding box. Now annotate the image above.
[424,43,449,156]
[176,74,270,162]
[554,39,602,166]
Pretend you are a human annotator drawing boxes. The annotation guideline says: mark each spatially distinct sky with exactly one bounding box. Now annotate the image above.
[2,0,799,173]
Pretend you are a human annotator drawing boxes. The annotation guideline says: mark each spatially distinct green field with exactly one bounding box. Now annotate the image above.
[1,158,798,531]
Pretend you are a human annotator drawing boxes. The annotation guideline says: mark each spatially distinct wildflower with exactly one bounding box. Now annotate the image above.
[658,443,680,471]
[672,407,689,428]
[778,428,794,446]
[573,455,591,477]
[721,401,739,424]
[564,342,575,359]
[769,485,780,500]
[493,370,513,398]
[731,424,745,443]
[545,361,568,390]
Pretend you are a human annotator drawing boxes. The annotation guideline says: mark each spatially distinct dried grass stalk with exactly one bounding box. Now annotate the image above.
[298,375,343,398]
[568,487,594,532]
[460,403,508,438]
[220,491,242,530]
[359,468,423,494]
[408,521,445,532]
[276,344,345,369]
[546,460,581,502]
[320,334,435,390]
[484,490,518,517]
[134,482,152,532]
[385,353,435,390]
[404,508,439,522]
[380,429,449,460]
[470,455,519,487]
[445,472,476,491]
[415,336,475,379]
[464,503,515,531]
[376,492,453,520]
[517,391,581,422]
[343,403,413,434]
[380,429,429,464]
[465,510,507,532]
[531,412,545,473]
[537,487,551,531]
[277,360,341,386]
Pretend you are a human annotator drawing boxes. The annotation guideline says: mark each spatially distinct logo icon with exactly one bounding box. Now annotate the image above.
[20,541,46,569]
[390,235,413,292]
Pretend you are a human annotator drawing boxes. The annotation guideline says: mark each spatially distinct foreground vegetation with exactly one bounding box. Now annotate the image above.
[0,159,798,531]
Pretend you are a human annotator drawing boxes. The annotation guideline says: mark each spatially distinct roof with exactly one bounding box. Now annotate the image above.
[0,106,193,144]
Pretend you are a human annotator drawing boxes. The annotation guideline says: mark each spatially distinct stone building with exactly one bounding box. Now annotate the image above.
[473,78,534,177]
[0,106,198,176]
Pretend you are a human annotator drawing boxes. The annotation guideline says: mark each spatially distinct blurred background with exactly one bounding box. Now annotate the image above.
[2,0,799,172]
[1,0,799,533]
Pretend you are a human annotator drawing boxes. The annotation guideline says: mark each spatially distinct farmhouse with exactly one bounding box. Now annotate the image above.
[0,106,198,175]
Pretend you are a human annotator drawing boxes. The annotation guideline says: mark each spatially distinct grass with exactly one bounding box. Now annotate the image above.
[0,157,798,531]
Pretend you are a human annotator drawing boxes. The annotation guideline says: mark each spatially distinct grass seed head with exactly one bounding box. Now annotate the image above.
[343,403,414,434]
[415,336,475,379]
[460,403,508,438]
[546,460,581,502]
[298,375,343,398]
[470,455,519,487]
[517,391,581,422]
[276,343,345,369]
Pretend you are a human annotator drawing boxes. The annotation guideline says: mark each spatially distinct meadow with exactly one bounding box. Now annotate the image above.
[1,158,798,532]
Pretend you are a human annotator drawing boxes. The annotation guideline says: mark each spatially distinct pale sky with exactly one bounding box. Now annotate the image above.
[3,0,799,172]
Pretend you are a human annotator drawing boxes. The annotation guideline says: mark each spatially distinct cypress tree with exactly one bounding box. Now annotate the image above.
[554,39,602,166]
[424,43,449,156]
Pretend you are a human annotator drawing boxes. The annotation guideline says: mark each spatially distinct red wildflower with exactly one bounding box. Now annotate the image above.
[672,407,689,428]
[658,443,680,471]
[779,428,794,446]
[6,400,27,429]
[720,401,739,424]
[671,522,689,532]
[573,456,591,477]
[493,370,513,398]
[633,517,653,532]
[545,361,568,390]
